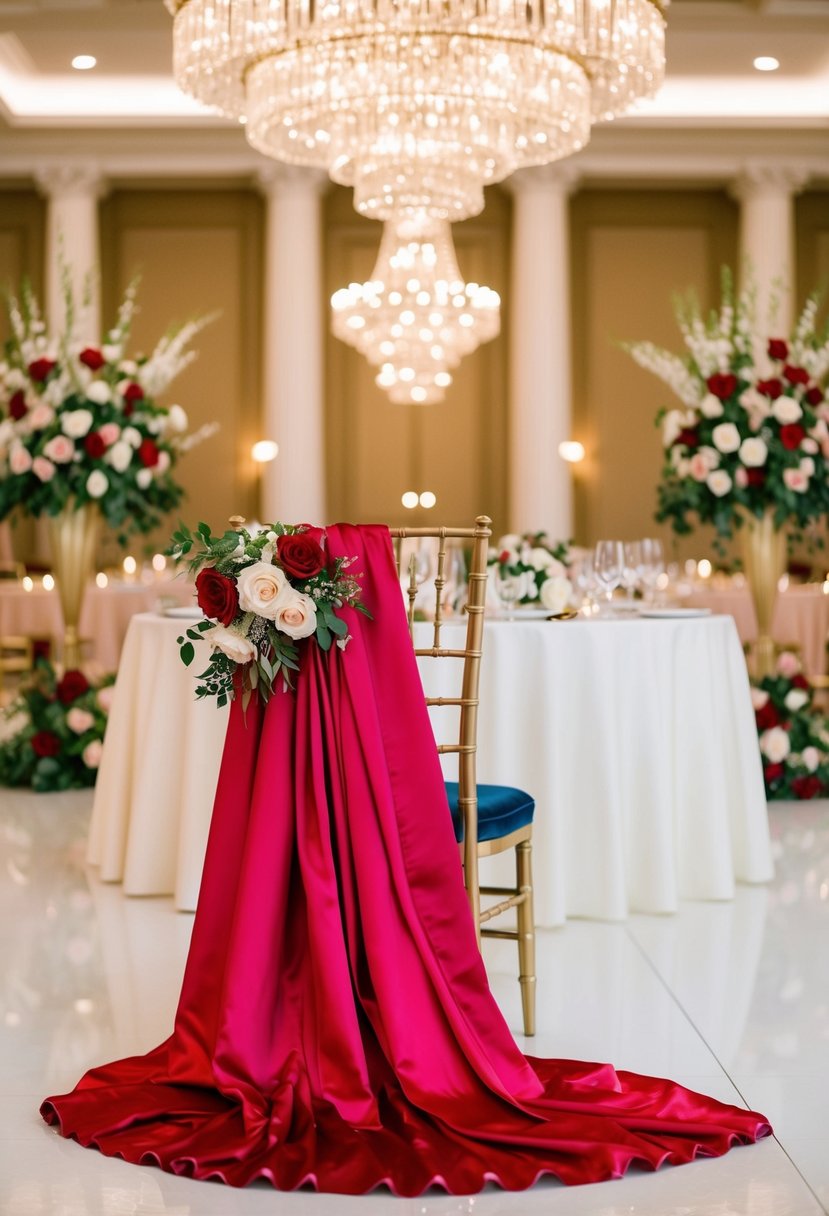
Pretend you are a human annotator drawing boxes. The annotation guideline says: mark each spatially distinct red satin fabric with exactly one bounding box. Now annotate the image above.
[41,523,770,1194]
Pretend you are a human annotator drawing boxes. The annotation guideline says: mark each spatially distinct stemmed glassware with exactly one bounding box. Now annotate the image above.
[594,540,624,615]
[493,565,522,617]
[622,541,642,601]
[639,537,665,606]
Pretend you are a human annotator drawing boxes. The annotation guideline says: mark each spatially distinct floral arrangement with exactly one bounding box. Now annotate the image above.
[627,270,829,539]
[0,278,216,540]
[169,520,370,707]
[753,650,829,800]
[488,531,574,614]
[0,663,114,792]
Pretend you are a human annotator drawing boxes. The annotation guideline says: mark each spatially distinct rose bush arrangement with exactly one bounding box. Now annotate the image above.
[0,279,216,540]
[753,650,829,800]
[627,270,829,540]
[168,520,370,706]
[0,662,114,792]
[487,531,574,613]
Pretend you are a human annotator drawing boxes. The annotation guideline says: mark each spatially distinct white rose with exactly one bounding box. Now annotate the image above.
[539,575,572,615]
[86,470,108,499]
[117,359,138,375]
[102,344,121,362]
[700,393,724,419]
[166,404,188,433]
[706,469,732,497]
[544,557,566,580]
[273,590,318,639]
[136,468,152,490]
[751,687,769,711]
[82,739,103,768]
[498,534,521,551]
[802,747,820,773]
[528,547,554,571]
[122,426,142,448]
[85,381,111,406]
[739,437,768,467]
[107,440,133,473]
[206,623,256,664]
[61,408,94,439]
[739,387,769,415]
[800,456,816,477]
[237,561,288,618]
[66,707,95,734]
[662,409,696,448]
[760,726,791,764]
[773,396,803,425]
[711,422,741,454]
[785,689,809,712]
[801,437,819,454]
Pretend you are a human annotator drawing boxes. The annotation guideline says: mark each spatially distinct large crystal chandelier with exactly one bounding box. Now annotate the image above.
[331,213,500,404]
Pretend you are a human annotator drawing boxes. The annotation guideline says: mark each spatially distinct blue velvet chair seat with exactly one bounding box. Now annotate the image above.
[444,781,535,845]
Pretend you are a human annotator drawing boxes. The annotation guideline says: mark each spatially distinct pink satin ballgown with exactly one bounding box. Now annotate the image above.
[41,524,771,1194]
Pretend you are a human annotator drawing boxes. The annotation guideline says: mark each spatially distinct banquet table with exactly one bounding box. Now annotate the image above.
[88,609,773,924]
[0,576,194,670]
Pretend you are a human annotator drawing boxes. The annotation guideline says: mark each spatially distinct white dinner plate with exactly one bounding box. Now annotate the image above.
[163,606,202,619]
[639,607,712,618]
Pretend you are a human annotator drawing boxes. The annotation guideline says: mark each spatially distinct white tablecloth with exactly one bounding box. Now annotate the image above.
[88,610,772,923]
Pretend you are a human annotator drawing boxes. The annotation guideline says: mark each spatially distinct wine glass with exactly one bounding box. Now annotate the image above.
[441,546,467,615]
[493,565,522,617]
[573,554,599,614]
[622,541,642,601]
[639,537,665,606]
[594,540,624,615]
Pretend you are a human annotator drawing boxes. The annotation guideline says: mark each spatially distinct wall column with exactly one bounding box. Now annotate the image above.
[36,165,104,337]
[257,167,327,525]
[732,166,809,334]
[508,166,578,539]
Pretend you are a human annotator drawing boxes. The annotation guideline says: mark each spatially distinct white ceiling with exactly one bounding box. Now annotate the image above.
[0,0,827,127]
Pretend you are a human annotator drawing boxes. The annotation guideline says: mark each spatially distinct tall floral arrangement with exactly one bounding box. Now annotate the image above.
[627,272,829,539]
[753,651,829,801]
[0,280,215,540]
[487,531,574,613]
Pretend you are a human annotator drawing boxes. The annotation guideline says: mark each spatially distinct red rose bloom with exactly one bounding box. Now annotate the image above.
[277,533,326,580]
[757,378,783,400]
[675,428,700,450]
[763,762,784,784]
[28,357,56,382]
[499,550,511,563]
[747,469,766,487]
[84,432,106,459]
[791,673,810,691]
[79,347,105,371]
[784,365,810,386]
[138,439,160,468]
[792,775,823,800]
[767,339,788,361]
[756,701,779,731]
[706,373,738,400]
[805,387,824,407]
[780,424,806,450]
[31,731,61,758]
[195,568,239,626]
[122,382,144,403]
[9,390,27,420]
[56,669,90,704]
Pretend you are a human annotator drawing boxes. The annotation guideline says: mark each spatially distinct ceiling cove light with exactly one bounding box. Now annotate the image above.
[753,57,780,72]
[71,55,97,71]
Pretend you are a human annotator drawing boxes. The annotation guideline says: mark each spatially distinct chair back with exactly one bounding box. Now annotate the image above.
[389,515,491,925]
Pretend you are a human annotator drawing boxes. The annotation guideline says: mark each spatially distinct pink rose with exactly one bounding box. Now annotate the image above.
[44,434,74,463]
[98,422,121,447]
[28,404,55,430]
[777,650,800,678]
[734,467,749,488]
[689,453,711,482]
[82,739,103,768]
[32,456,55,482]
[802,747,820,773]
[783,467,809,493]
[751,687,770,710]
[96,686,115,713]
[9,444,32,474]
[66,707,95,733]
[801,437,819,454]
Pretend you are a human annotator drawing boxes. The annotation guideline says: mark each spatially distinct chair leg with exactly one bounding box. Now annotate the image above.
[515,838,536,1037]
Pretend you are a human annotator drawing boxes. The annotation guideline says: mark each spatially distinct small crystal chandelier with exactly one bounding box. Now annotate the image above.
[331,214,500,405]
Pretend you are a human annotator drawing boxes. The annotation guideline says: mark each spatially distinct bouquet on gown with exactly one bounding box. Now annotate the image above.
[169,519,370,705]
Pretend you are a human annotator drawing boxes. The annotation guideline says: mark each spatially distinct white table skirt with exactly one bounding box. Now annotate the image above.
[89,611,773,922]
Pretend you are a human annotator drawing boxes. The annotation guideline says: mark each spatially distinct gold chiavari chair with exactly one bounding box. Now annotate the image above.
[0,634,34,699]
[390,515,537,1037]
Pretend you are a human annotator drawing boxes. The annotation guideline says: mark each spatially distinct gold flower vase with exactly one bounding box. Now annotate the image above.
[47,502,100,670]
[738,507,786,680]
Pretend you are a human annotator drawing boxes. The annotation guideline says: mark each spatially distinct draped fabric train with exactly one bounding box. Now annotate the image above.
[41,524,771,1195]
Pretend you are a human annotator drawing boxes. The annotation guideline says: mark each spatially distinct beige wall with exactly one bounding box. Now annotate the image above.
[324,185,510,533]
[796,188,829,331]
[99,188,263,559]
[570,188,739,561]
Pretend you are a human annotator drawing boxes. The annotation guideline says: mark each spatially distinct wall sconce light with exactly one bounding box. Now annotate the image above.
[251,439,279,464]
[558,440,585,463]
[401,490,437,509]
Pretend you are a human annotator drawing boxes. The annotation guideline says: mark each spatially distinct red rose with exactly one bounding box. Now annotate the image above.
[757,378,783,400]
[791,673,810,691]
[763,763,784,784]
[780,424,806,450]
[792,775,823,800]
[784,365,810,386]
[138,439,160,468]
[277,532,326,580]
[499,549,511,563]
[121,382,144,403]
[56,669,90,704]
[706,373,738,400]
[28,357,56,382]
[756,701,779,731]
[195,567,239,626]
[805,387,824,407]
[747,469,766,487]
[79,347,105,371]
[675,428,700,450]
[9,390,27,420]
[767,339,788,361]
[31,731,61,758]
[84,432,106,459]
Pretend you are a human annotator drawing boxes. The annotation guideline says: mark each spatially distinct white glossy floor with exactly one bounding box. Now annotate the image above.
[1,792,828,1216]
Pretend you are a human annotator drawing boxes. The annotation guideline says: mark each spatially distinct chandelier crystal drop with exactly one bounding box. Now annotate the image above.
[167,0,666,222]
[331,215,500,405]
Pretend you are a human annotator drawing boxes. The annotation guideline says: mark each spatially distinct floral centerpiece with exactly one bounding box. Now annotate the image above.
[0,663,114,792]
[626,271,829,540]
[488,531,574,614]
[169,520,370,707]
[753,651,829,801]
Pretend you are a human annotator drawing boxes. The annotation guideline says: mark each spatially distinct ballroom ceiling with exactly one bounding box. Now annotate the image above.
[0,0,827,127]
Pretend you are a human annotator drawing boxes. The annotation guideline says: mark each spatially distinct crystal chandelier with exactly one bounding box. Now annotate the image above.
[330,214,500,405]
[167,0,667,222]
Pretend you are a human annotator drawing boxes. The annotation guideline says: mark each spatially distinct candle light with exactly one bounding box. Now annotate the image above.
[42,574,55,591]
[698,559,712,579]
[22,576,33,592]
[152,553,166,574]
[96,572,108,589]
[123,555,137,579]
